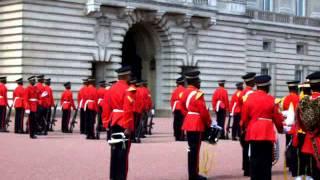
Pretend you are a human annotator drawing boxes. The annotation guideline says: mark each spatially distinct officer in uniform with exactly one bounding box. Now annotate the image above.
[0,76,8,132]
[128,78,139,143]
[170,76,186,141]
[24,76,39,139]
[229,82,243,140]
[35,75,46,134]
[281,81,300,175]
[180,70,211,180]
[241,75,284,180]
[78,78,88,134]
[239,72,256,177]
[43,78,54,133]
[102,66,135,180]
[212,80,229,139]
[60,82,76,133]
[13,78,25,133]
[297,72,320,180]
[82,78,98,139]
[97,80,107,136]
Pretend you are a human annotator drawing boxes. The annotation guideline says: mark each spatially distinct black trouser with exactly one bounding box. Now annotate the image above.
[85,109,96,138]
[45,108,51,131]
[250,141,273,180]
[132,112,139,140]
[311,156,320,179]
[0,106,6,130]
[110,125,131,180]
[242,141,250,176]
[187,132,202,180]
[232,114,241,139]
[142,111,148,136]
[97,106,103,131]
[80,108,85,134]
[216,109,226,138]
[61,109,71,133]
[173,110,184,141]
[37,105,47,133]
[29,111,37,138]
[14,108,24,133]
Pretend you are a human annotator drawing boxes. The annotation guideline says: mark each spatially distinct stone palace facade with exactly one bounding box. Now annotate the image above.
[1,0,320,114]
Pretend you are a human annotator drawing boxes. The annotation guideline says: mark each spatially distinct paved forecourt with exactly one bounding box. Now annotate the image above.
[0,118,286,180]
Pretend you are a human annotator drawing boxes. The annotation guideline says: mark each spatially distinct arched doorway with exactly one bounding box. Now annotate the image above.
[122,23,160,108]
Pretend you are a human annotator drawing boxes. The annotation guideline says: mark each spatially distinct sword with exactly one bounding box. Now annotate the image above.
[4,105,13,132]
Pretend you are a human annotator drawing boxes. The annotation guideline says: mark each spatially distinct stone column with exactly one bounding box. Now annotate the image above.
[310,0,320,18]
[278,0,295,15]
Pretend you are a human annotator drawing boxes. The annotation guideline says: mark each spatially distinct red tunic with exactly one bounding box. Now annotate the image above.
[212,87,229,112]
[24,85,39,112]
[181,85,211,132]
[97,87,106,107]
[229,89,242,115]
[134,87,144,113]
[241,90,284,142]
[36,82,45,106]
[102,80,135,130]
[42,85,54,108]
[13,85,25,108]
[298,92,320,156]
[82,85,98,112]
[60,89,75,110]
[0,83,8,106]
[141,87,152,111]
[170,85,185,113]
[282,93,300,111]
[77,85,87,109]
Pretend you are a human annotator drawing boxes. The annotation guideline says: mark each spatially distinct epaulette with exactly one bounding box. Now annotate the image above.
[179,92,183,99]
[127,95,133,103]
[127,87,136,92]
[195,91,204,100]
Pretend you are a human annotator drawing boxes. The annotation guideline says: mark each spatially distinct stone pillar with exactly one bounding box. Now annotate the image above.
[278,0,295,14]
[310,0,320,18]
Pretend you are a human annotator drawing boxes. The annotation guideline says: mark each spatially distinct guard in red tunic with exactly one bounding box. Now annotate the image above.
[97,80,107,135]
[13,78,25,133]
[83,78,98,139]
[239,72,256,177]
[35,75,47,134]
[60,82,76,133]
[102,66,135,180]
[180,70,211,180]
[241,75,284,180]
[0,76,8,132]
[212,80,229,139]
[297,72,320,179]
[281,81,300,176]
[43,78,55,133]
[229,82,243,140]
[170,76,186,141]
[24,76,39,139]
[78,79,88,134]
[142,80,153,136]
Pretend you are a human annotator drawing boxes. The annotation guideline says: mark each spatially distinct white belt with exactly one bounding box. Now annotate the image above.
[63,101,70,104]
[0,96,3,98]
[188,111,200,115]
[113,109,124,113]
[29,98,38,102]
[258,118,272,121]
[84,100,94,111]
[172,100,178,112]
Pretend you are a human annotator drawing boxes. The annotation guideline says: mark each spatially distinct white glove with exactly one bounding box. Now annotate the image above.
[25,109,30,114]
[283,126,291,134]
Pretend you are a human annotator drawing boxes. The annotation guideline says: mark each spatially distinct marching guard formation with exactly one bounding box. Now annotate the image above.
[1,66,320,180]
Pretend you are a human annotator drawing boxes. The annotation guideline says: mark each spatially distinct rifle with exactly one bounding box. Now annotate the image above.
[95,107,103,139]
[69,106,78,133]
[147,108,155,135]
[49,102,58,131]
[4,105,12,132]
[225,114,233,140]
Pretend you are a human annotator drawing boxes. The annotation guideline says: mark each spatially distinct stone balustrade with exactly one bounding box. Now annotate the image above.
[246,9,320,27]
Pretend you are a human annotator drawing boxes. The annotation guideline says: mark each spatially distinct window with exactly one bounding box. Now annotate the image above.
[263,0,273,11]
[295,69,302,81]
[296,0,306,16]
[296,43,307,55]
[261,63,269,75]
[262,40,274,52]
